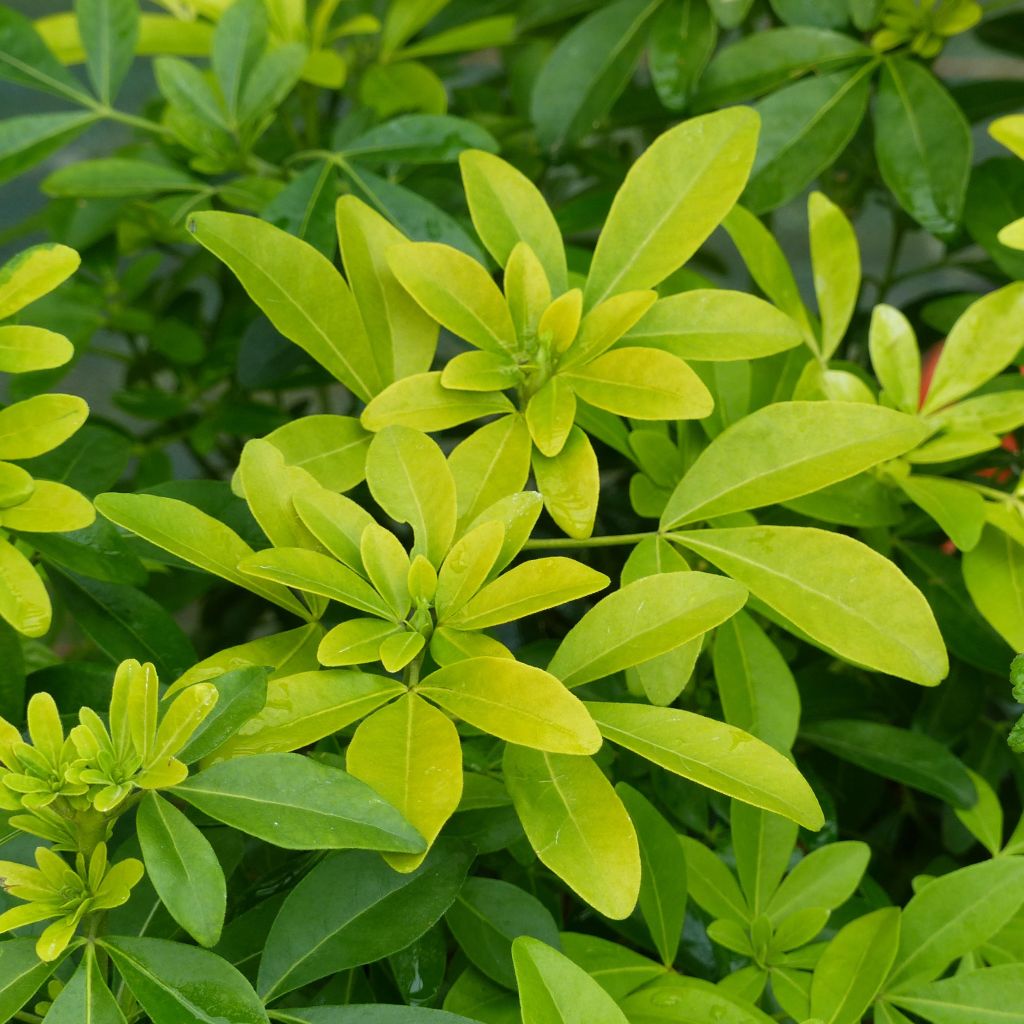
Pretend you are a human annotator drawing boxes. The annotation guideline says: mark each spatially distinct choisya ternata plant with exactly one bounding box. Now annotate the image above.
[0,660,216,961]
[0,244,93,638]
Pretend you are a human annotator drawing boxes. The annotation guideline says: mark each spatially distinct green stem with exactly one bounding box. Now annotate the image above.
[522,531,657,550]
[94,105,176,139]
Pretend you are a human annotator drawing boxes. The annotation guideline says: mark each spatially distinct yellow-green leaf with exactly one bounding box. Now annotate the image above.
[586,702,823,830]
[0,394,87,459]
[672,526,948,686]
[419,657,601,755]
[318,617,400,666]
[0,535,50,637]
[362,372,514,432]
[448,415,532,530]
[0,480,94,533]
[347,694,461,873]
[0,325,73,373]
[0,243,79,319]
[869,305,920,414]
[504,746,640,919]
[532,426,599,539]
[808,191,860,360]
[526,377,577,457]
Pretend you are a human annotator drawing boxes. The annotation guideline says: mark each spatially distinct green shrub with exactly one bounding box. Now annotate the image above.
[0,1,1022,1022]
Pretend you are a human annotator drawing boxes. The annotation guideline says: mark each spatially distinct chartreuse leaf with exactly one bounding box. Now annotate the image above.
[564,348,713,420]
[419,658,601,755]
[280,1009,481,1023]
[548,571,747,688]
[875,58,971,238]
[722,205,814,338]
[446,879,560,989]
[623,289,803,361]
[561,291,658,370]
[808,192,859,359]
[259,840,473,1000]
[172,752,425,853]
[75,0,138,103]
[679,836,747,926]
[446,556,607,630]
[869,305,920,414]
[513,936,630,1024]
[731,802,796,916]
[622,975,774,1022]
[504,746,641,919]
[188,211,383,400]
[584,107,759,309]
[434,520,504,620]
[460,149,567,293]
[256,414,371,494]
[347,694,462,873]
[887,858,1024,989]
[45,945,125,1022]
[713,611,800,752]
[532,426,600,539]
[0,536,50,637]
[363,372,514,432]
[898,475,985,552]
[365,426,457,566]
[963,524,1024,649]
[293,485,375,572]
[890,964,1024,1024]
[616,784,687,966]
[448,416,532,530]
[0,242,79,318]
[318,618,401,666]
[0,325,72,373]
[558,933,663,1000]
[336,195,438,383]
[587,703,823,829]
[211,0,265,121]
[201,671,402,760]
[954,769,1003,856]
[0,394,87,459]
[238,439,320,552]
[766,841,869,925]
[360,524,411,619]
[388,242,516,354]
[810,908,900,1024]
[137,792,226,948]
[95,492,309,618]
[672,526,947,686]
[661,402,928,528]
[526,377,576,458]
[920,283,1024,413]
[1,480,93,533]
[169,622,322,693]
[443,350,520,392]
[238,547,392,618]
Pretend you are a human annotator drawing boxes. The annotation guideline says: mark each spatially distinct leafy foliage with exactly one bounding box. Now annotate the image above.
[0,0,1020,1021]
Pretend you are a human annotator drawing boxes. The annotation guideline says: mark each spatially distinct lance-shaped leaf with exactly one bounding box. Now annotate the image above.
[347,694,462,873]
[623,289,804,361]
[672,526,947,686]
[809,191,860,359]
[172,753,425,853]
[869,304,920,413]
[102,937,267,1024]
[0,536,51,636]
[920,282,1024,414]
[362,372,514,432]
[419,658,601,755]
[504,745,640,919]
[532,426,600,539]
[188,211,383,400]
[460,149,567,293]
[513,937,631,1024]
[890,964,1024,1024]
[44,946,126,1022]
[96,492,309,618]
[258,840,472,1000]
[809,908,900,1024]
[365,426,456,566]
[137,793,226,948]
[766,841,869,923]
[586,702,823,829]
[661,402,928,528]
[548,571,747,688]
[584,106,759,309]
[388,242,516,354]
[446,556,608,629]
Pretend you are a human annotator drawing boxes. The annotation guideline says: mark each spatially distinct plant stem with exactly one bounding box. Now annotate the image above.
[522,531,657,550]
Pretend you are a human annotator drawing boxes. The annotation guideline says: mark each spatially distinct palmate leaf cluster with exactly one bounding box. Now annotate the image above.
[0,0,1022,1022]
